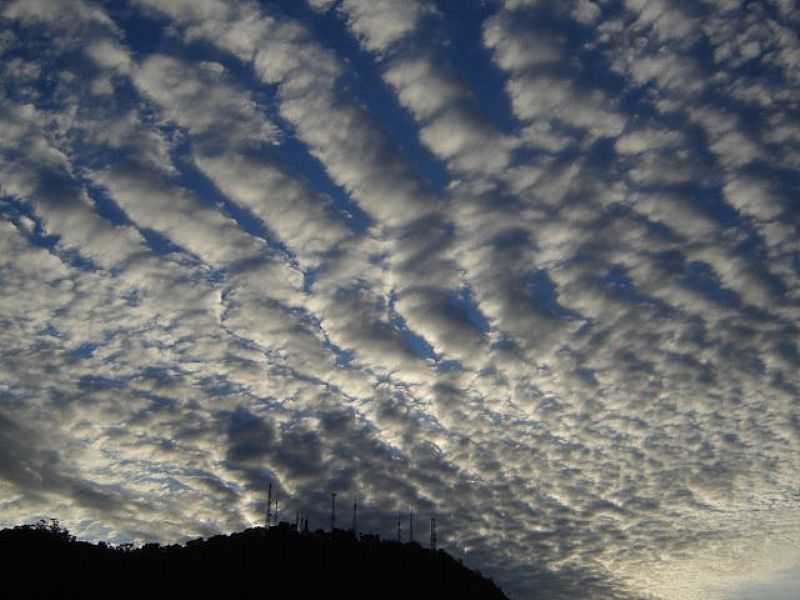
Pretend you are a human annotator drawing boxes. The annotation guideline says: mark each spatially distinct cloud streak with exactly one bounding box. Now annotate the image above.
[1,1,799,599]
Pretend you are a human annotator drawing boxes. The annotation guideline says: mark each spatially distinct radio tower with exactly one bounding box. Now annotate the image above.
[331,492,337,532]
[352,500,358,535]
[409,512,414,542]
[430,517,437,551]
[274,492,279,524]
[265,481,272,528]
[397,512,402,542]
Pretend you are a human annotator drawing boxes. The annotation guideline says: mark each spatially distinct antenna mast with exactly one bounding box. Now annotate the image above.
[352,500,358,536]
[409,511,414,542]
[397,512,402,542]
[265,481,272,528]
[331,492,337,531]
[430,517,437,551]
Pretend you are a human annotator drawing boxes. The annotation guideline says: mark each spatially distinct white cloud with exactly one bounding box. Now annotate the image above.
[195,154,350,264]
[483,14,563,72]
[3,2,800,600]
[338,0,431,54]
[384,57,517,180]
[384,57,463,122]
[85,39,132,73]
[723,177,785,222]
[307,0,337,12]
[0,100,150,270]
[133,54,279,151]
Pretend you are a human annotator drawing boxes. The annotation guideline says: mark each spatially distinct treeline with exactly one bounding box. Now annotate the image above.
[0,519,508,599]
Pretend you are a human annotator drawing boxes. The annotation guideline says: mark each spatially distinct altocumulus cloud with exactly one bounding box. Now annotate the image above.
[1,1,800,598]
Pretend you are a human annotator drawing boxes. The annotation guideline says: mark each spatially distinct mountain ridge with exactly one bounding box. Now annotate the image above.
[0,519,510,599]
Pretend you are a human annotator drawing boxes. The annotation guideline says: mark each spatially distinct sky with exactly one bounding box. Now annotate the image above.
[0,0,799,598]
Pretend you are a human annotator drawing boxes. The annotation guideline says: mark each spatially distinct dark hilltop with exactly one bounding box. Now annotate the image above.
[0,518,509,600]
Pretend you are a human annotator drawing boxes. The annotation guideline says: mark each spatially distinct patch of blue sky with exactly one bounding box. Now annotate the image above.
[431,0,519,136]
[267,132,373,235]
[182,44,373,235]
[0,197,52,245]
[525,269,582,321]
[314,336,355,372]
[266,0,452,196]
[168,139,295,259]
[583,136,619,171]
[330,346,356,369]
[683,261,741,306]
[81,182,130,228]
[80,182,203,266]
[100,0,170,58]
[489,336,521,355]
[692,188,743,229]
[600,265,644,303]
[4,201,102,271]
[139,227,193,260]
[105,16,365,251]
[275,303,355,369]
[37,322,63,339]
[448,286,490,334]
[198,374,249,398]
[137,366,184,386]
[501,0,628,97]
[68,343,97,361]
[435,359,464,374]
[387,290,437,362]
[78,374,128,391]
[96,3,372,241]
[594,263,676,320]
[398,320,436,361]
[732,233,788,293]
[0,22,61,104]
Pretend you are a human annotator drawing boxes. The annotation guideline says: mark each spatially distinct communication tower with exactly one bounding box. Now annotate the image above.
[265,481,272,528]
[397,512,402,542]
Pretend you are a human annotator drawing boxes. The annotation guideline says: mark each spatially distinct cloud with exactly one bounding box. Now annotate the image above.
[134,55,278,149]
[728,568,800,600]
[0,100,150,270]
[0,409,122,513]
[131,52,351,266]
[337,0,433,54]
[2,1,800,599]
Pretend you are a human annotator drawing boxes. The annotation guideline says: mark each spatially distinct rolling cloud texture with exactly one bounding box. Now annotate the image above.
[1,1,799,598]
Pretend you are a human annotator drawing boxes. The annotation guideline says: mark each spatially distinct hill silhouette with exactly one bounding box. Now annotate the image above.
[0,519,509,599]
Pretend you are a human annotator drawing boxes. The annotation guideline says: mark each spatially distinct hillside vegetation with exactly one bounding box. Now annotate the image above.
[0,519,509,599]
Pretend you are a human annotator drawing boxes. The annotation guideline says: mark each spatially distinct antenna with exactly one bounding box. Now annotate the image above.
[409,511,414,542]
[352,500,358,536]
[397,512,402,542]
[295,511,300,531]
[303,516,309,533]
[274,492,279,524]
[266,481,272,528]
[430,517,437,551]
[331,492,337,532]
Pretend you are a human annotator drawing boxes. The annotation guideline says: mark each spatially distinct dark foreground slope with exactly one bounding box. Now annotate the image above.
[0,521,508,600]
